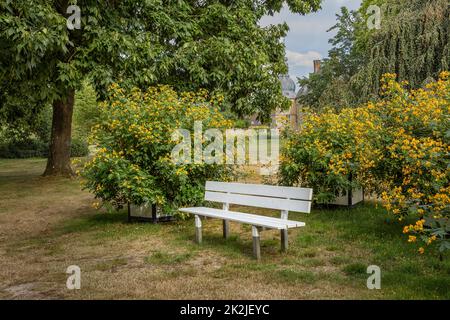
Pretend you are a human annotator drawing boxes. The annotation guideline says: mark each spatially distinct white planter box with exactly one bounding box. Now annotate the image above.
[127,203,173,223]
[331,188,364,206]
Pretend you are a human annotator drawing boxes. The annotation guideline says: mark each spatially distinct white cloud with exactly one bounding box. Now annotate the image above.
[260,0,362,78]
[286,50,322,68]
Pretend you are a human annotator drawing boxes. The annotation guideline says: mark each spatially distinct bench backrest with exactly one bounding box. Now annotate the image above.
[205,181,313,214]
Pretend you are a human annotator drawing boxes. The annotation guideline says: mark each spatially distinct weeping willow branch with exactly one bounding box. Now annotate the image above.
[352,0,450,102]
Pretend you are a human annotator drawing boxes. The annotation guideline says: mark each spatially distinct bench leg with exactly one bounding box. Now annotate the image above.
[281,229,288,252]
[223,220,230,239]
[195,215,202,244]
[252,226,261,260]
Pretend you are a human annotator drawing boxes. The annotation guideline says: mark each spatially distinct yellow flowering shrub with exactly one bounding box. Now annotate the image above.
[376,73,450,254]
[281,72,450,253]
[81,84,233,217]
[280,105,382,203]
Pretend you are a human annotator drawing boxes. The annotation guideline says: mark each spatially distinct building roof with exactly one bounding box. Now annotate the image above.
[279,74,296,99]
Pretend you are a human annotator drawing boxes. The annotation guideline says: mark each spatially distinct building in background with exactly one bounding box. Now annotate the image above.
[272,59,322,130]
[272,74,298,129]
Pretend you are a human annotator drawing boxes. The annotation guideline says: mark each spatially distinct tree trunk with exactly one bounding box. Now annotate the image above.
[44,90,75,176]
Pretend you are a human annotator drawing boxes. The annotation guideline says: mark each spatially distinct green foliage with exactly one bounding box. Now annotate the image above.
[353,0,450,100]
[81,84,234,216]
[0,0,323,128]
[0,137,88,158]
[281,73,450,253]
[70,138,89,157]
[279,105,381,203]
[32,105,52,143]
[374,73,450,255]
[298,0,449,111]
[0,138,48,159]
[233,119,251,129]
[73,80,99,141]
[297,7,364,111]
[0,79,97,159]
[0,101,52,144]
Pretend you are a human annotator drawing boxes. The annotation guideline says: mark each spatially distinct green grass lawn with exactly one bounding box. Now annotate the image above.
[0,158,449,299]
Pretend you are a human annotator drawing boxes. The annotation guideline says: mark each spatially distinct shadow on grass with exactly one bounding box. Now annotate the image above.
[175,230,255,259]
[60,210,129,233]
[55,210,170,242]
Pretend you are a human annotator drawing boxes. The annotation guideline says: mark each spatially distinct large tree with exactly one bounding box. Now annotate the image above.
[0,0,321,176]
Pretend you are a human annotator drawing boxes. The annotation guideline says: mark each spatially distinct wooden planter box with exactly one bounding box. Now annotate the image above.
[127,203,174,223]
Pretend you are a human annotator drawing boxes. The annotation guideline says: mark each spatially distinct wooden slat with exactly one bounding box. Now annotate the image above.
[180,207,303,227]
[205,191,312,213]
[179,207,306,229]
[205,181,312,201]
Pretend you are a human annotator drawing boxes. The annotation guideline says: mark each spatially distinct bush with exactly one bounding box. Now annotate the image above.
[73,80,100,141]
[81,84,233,217]
[233,119,250,129]
[0,139,48,158]
[0,138,89,158]
[70,138,89,157]
[279,106,382,203]
[376,73,450,254]
[0,80,96,159]
[280,72,450,254]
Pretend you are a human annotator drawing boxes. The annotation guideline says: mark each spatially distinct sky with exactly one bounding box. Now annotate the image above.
[260,0,362,87]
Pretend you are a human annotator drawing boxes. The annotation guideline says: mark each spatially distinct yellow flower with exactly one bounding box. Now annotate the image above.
[92,201,101,209]
[418,247,425,254]
[408,235,416,243]
[427,235,437,245]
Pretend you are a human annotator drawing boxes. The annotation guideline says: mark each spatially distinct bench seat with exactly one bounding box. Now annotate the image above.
[180,181,312,259]
[179,207,305,230]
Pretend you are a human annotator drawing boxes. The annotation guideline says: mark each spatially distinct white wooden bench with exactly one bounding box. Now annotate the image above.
[179,181,313,259]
